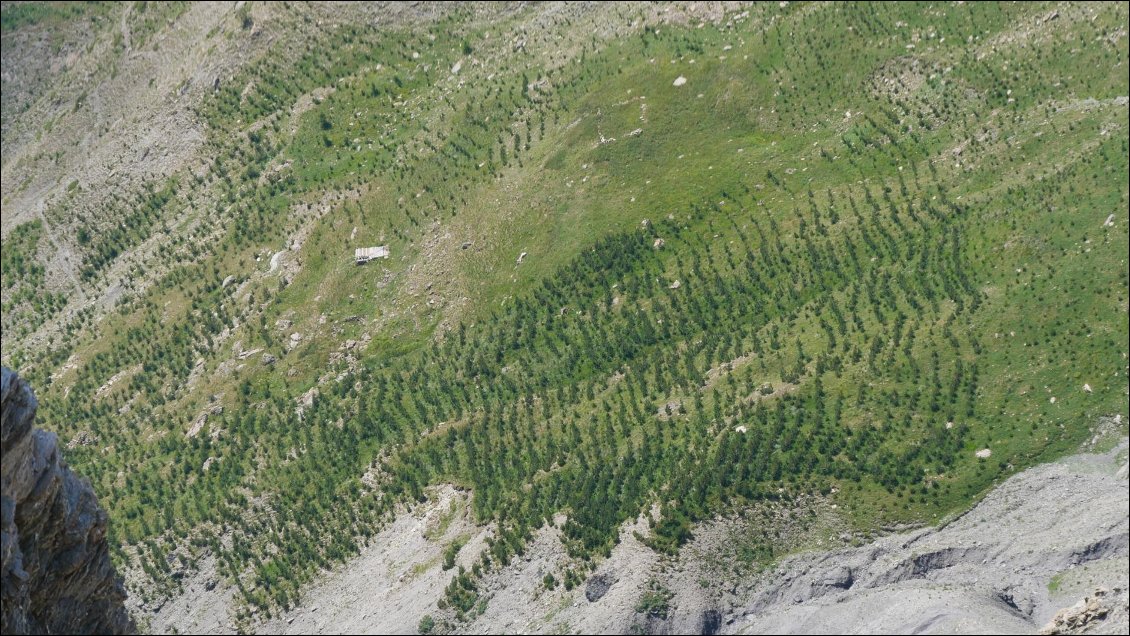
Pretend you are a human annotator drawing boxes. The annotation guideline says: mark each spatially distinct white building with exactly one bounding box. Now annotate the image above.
[355,246,389,264]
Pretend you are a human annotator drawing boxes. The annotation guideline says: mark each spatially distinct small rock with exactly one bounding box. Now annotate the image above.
[816,566,854,589]
[673,76,688,87]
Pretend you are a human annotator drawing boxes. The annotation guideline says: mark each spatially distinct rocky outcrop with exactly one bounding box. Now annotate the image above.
[585,572,616,602]
[1040,587,1129,635]
[727,435,1130,635]
[1,366,134,635]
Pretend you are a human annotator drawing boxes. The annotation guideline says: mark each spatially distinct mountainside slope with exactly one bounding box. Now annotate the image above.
[1,366,135,635]
[1,2,1128,633]
[728,432,1129,635]
[144,428,1129,635]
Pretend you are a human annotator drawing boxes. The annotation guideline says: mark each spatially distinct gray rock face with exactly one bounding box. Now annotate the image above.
[700,608,723,635]
[816,566,853,590]
[586,572,616,602]
[730,435,1130,634]
[1,366,135,635]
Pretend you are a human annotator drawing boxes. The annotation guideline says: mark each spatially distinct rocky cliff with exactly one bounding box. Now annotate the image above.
[1,366,134,635]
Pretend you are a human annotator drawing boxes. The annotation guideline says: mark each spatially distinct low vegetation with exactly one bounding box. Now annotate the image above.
[1,0,1126,627]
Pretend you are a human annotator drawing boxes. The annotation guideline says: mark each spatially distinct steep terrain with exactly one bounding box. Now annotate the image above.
[1,366,134,635]
[727,431,1129,635]
[144,426,1130,635]
[1,1,1128,634]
